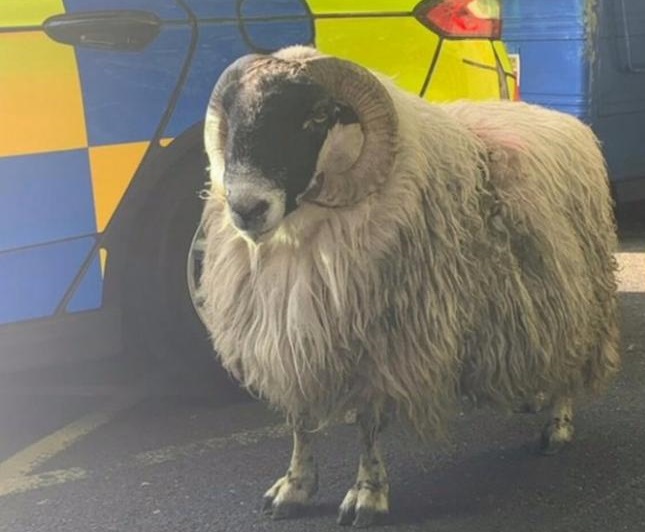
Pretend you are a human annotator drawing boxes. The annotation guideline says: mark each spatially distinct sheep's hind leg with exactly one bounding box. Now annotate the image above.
[262,422,318,519]
[338,407,389,528]
[539,396,574,455]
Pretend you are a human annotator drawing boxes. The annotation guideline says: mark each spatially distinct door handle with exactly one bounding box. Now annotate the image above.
[44,10,161,52]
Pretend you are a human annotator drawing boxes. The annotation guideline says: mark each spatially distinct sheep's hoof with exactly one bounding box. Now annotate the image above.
[261,473,317,520]
[263,498,304,520]
[539,418,574,455]
[337,485,389,528]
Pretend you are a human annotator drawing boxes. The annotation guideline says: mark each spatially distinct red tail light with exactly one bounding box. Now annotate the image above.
[414,0,502,39]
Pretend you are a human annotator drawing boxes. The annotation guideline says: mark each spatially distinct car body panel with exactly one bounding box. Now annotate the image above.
[503,0,645,200]
[0,31,87,157]
[180,0,237,19]
[0,0,190,323]
[63,0,186,21]
[0,236,97,324]
[492,39,516,95]
[239,0,310,18]
[0,150,95,253]
[426,39,504,100]
[162,22,252,139]
[0,0,65,27]
[242,18,313,52]
[66,253,103,313]
[314,16,438,94]
[307,0,420,14]
[89,141,150,232]
[503,1,589,118]
[74,26,189,145]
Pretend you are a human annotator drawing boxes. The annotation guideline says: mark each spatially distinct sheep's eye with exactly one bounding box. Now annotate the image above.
[311,109,328,124]
[303,106,329,129]
[303,106,329,130]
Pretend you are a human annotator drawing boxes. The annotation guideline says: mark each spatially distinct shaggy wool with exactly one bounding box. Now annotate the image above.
[198,68,620,439]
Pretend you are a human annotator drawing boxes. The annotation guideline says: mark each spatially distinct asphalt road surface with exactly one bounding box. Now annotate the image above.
[1,210,644,532]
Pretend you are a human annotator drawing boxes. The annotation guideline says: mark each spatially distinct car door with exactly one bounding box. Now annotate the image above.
[0,0,192,325]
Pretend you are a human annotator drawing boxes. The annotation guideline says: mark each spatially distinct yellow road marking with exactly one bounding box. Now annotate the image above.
[0,371,165,497]
[135,423,290,467]
[0,421,290,497]
[0,410,119,481]
[0,468,87,498]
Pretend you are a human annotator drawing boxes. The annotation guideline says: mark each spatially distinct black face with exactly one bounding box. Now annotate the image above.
[222,73,358,214]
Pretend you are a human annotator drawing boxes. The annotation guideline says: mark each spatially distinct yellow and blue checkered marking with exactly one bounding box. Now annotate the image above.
[0,237,98,323]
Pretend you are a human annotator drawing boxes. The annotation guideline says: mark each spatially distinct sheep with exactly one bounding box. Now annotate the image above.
[197,45,620,527]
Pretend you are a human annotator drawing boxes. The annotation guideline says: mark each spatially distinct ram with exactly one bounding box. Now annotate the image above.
[198,46,620,527]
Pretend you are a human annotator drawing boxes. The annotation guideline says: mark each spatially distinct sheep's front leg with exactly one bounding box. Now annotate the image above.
[540,396,574,455]
[338,408,389,528]
[262,423,318,519]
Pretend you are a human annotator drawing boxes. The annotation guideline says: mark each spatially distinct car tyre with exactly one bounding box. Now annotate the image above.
[121,149,247,403]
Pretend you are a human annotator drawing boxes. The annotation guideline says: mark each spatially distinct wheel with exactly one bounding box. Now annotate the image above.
[186,218,208,327]
[122,148,247,403]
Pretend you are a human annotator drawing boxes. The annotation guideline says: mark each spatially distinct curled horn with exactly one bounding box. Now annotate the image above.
[204,54,262,159]
[300,57,399,207]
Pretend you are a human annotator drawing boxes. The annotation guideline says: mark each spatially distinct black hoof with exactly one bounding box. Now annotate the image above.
[338,505,355,526]
[539,431,569,455]
[261,496,274,515]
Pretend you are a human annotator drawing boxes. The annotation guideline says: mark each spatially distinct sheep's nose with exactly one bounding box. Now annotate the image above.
[228,196,270,230]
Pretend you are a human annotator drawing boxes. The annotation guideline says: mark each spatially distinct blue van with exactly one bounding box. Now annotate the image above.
[503,0,645,203]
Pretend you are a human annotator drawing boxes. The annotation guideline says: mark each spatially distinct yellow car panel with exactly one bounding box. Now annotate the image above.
[307,0,419,14]
[493,40,517,96]
[493,40,513,73]
[425,39,500,101]
[99,248,108,277]
[315,17,440,94]
[0,31,87,157]
[89,142,150,233]
[0,0,64,28]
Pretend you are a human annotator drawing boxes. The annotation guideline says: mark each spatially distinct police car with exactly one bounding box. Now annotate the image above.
[0,0,515,374]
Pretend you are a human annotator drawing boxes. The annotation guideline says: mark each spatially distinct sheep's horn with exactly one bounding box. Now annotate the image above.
[300,57,399,207]
[205,54,262,157]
